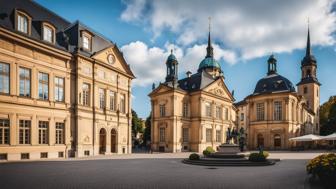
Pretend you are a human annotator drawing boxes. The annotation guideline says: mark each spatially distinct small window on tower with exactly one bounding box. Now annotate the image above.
[304,87,308,94]
[306,69,311,77]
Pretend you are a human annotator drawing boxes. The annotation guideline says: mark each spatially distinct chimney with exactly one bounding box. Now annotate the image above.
[186,71,192,78]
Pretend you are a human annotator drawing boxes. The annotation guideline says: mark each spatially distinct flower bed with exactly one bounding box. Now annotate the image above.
[306,153,336,188]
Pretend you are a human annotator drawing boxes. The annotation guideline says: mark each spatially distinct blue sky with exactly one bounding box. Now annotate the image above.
[36,0,336,119]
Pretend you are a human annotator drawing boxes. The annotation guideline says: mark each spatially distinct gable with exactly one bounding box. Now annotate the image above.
[91,45,135,78]
[203,78,235,101]
[149,84,172,97]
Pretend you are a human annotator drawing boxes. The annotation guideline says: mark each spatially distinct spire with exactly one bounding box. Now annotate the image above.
[306,18,312,56]
[206,17,214,58]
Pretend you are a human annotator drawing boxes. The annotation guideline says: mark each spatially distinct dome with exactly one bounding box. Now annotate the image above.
[198,57,221,72]
[253,73,296,94]
[167,53,177,61]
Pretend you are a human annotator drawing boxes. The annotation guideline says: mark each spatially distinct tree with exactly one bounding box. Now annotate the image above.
[131,109,143,137]
[143,113,151,145]
[320,96,336,135]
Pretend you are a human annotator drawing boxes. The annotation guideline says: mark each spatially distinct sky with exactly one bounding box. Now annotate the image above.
[36,0,336,119]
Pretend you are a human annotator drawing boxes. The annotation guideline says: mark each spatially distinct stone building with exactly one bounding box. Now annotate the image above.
[149,30,236,153]
[0,0,134,161]
[235,28,320,150]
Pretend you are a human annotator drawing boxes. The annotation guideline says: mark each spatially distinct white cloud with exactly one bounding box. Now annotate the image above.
[121,41,237,86]
[121,0,336,60]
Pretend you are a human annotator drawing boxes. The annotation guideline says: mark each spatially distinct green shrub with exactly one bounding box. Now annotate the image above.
[202,146,215,156]
[189,153,200,160]
[249,152,267,162]
[262,151,269,158]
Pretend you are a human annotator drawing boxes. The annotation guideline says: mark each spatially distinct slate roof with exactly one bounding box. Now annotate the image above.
[177,71,218,92]
[253,73,296,95]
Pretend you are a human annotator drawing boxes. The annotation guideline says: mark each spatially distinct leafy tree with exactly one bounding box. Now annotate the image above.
[143,113,151,145]
[131,109,143,137]
[320,96,336,135]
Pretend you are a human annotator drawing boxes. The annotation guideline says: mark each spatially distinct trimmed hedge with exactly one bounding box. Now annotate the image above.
[249,151,269,162]
[189,153,200,160]
[203,146,215,156]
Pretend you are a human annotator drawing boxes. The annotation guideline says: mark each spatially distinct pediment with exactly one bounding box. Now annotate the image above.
[203,79,234,101]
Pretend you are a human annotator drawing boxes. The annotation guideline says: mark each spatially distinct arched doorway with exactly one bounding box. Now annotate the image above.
[111,129,117,153]
[99,128,106,154]
[274,134,281,149]
[257,134,264,148]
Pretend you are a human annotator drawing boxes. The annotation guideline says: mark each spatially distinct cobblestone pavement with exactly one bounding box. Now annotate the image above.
[0,151,331,189]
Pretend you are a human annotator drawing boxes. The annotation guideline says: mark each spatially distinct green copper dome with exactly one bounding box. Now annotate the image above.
[198,57,221,72]
[167,53,177,61]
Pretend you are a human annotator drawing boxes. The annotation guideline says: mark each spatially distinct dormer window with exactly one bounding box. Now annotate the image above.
[16,10,31,35]
[42,23,55,43]
[81,31,92,51]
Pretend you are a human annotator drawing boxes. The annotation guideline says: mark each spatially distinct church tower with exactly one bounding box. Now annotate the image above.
[297,25,321,132]
[165,50,178,83]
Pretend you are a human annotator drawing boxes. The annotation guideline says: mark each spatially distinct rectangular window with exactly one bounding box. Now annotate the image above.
[21,153,29,160]
[19,67,31,97]
[83,35,90,50]
[54,77,64,102]
[159,127,165,142]
[224,108,229,120]
[159,104,166,117]
[205,102,211,117]
[216,130,221,142]
[99,88,105,109]
[216,106,222,119]
[0,63,10,94]
[183,103,188,117]
[19,120,31,144]
[84,150,90,156]
[0,119,10,145]
[43,25,53,43]
[38,121,49,144]
[55,122,64,144]
[240,113,244,121]
[17,14,28,33]
[206,129,212,142]
[110,91,116,111]
[120,94,126,113]
[274,101,282,121]
[38,72,49,100]
[40,152,48,158]
[257,103,265,121]
[58,151,64,158]
[82,83,90,106]
[182,128,189,142]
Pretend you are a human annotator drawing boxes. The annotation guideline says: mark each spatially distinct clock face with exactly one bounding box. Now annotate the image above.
[107,54,115,64]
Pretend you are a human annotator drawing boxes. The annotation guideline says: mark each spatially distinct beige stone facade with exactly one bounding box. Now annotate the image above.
[0,1,134,161]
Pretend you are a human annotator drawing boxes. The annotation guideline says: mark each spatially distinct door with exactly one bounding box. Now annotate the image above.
[111,129,117,153]
[99,128,106,154]
[257,133,264,148]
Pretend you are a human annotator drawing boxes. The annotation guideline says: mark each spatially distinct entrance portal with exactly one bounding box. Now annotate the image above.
[99,128,106,154]
[257,133,264,148]
[111,129,117,153]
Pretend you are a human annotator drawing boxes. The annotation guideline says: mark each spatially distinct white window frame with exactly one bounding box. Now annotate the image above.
[82,83,90,106]
[0,119,10,145]
[19,67,31,97]
[99,88,105,109]
[38,72,49,100]
[19,120,31,144]
[54,77,64,102]
[159,127,165,142]
[206,128,212,142]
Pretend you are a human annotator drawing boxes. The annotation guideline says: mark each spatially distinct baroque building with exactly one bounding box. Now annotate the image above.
[149,30,236,153]
[236,27,320,150]
[0,0,134,161]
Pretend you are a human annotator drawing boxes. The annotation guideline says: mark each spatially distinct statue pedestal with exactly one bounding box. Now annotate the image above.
[217,144,240,154]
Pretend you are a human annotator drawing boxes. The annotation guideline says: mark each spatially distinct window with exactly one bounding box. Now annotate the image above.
[19,120,31,144]
[21,153,29,160]
[256,103,265,121]
[38,121,49,144]
[206,129,212,142]
[54,77,64,102]
[19,67,31,97]
[182,128,189,142]
[0,119,10,145]
[159,104,166,117]
[224,108,229,120]
[55,122,64,144]
[216,129,221,142]
[82,83,90,106]
[274,101,282,121]
[0,154,7,160]
[17,13,28,34]
[216,106,222,119]
[110,91,116,111]
[99,88,105,109]
[38,72,49,100]
[159,127,165,142]
[274,134,281,147]
[240,113,245,121]
[40,152,48,158]
[43,25,54,43]
[58,152,64,158]
[0,63,10,94]
[82,35,90,50]
[120,94,126,113]
[84,150,90,156]
[183,103,188,117]
[304,87,308,94]
[205,102,211,117]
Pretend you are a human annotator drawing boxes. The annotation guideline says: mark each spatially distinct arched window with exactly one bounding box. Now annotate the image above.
[306,69,311,77]
[16,10,31,35]
[274,134,281,148]
[42,22,55,43]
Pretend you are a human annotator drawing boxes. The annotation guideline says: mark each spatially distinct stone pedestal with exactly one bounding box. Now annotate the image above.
[217,144,240,154]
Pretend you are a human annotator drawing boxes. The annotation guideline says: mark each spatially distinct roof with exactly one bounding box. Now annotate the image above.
[198,57,221,72]
[253,73,296,95]
[177,71,217,92]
